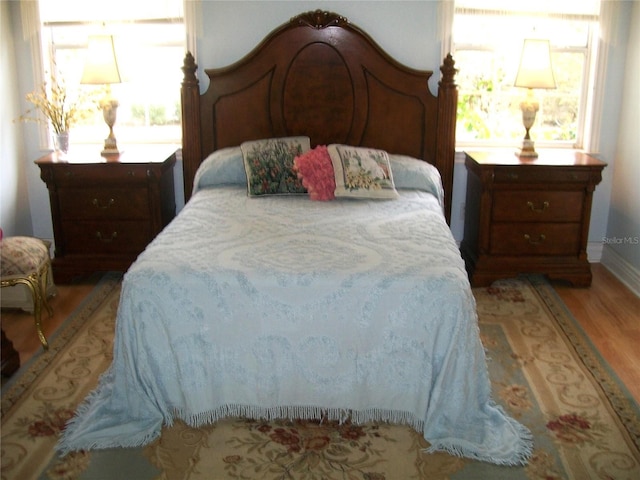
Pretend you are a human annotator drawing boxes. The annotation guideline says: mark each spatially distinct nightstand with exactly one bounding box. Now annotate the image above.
[36,146,177,283]
[460,150,606,287]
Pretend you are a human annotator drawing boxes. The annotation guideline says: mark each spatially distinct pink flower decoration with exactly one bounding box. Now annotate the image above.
[293,145,336,201]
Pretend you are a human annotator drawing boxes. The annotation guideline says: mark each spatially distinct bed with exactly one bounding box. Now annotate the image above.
[59,11,531,465]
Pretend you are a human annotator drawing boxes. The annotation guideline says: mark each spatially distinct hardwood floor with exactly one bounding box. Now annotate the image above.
[1,275,97,371]
[553,263,640,404]
[1,265,639,404]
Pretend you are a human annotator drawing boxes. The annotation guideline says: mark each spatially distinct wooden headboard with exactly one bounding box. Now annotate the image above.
[181,10,458,222]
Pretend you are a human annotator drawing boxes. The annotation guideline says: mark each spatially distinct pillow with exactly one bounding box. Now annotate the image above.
[192,146,246,195]
[388,154,444,206]
[241,136,310,196]
[328,144,399,199]
[293,146,335,201]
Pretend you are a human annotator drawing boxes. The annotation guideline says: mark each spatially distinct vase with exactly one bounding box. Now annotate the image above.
[53,132,70,153]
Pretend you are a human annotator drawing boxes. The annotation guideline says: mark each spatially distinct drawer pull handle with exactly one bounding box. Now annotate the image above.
[508,173,519,179]
[524,233,546,245]
[92,198,115,209]
[526,201,549,213]
[96,231,118,243]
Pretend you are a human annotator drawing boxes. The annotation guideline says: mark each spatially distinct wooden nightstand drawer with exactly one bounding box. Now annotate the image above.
[492,191,584,222]
[62,220,151,254]
[58,188,150,220]
[490,223,580,255]
[493,167,590,184]
[50,164,152,186]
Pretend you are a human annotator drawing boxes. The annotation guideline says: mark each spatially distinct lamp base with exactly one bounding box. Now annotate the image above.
[101,144,120,155]
[101,137,119,155]
[100,98,119,156]
[516,139,538,158]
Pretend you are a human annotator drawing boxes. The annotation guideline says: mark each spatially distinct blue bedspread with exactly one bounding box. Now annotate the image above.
[58,150,531,465]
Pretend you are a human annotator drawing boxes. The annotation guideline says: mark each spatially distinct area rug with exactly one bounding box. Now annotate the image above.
[1,274,639,480]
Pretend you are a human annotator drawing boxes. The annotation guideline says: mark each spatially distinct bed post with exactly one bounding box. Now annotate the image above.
[436,54,458,225]
[181,52,202,203]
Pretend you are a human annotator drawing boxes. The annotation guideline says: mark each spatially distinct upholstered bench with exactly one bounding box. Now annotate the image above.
[0,234,56,350]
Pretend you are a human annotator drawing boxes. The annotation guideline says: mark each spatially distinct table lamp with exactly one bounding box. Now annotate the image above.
[81,35,122,155]
[514,39,556,158]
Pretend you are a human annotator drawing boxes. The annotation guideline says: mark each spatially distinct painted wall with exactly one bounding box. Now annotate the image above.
[5,1,635,281]
[1,1,33,236]
[7,1,53,241]
[197,1,442,81]
[602,0,640,294]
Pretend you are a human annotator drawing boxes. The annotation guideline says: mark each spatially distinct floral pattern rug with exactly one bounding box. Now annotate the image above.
[1,274,638,480]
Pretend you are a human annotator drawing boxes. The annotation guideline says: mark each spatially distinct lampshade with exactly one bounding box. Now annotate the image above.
[81,34,122,155]
[514,39,556,89]
[81,35,121,85]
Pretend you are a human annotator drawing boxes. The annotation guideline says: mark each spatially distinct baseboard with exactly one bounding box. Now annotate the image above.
[600,245,640,298]
[587,242,604,263]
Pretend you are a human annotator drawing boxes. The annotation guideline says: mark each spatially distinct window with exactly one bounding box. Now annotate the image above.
[451,0,601,148]
[37,0,185,145]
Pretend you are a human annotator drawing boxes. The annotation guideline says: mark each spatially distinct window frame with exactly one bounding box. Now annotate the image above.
[33,2,187,148]
[447,3,601,150]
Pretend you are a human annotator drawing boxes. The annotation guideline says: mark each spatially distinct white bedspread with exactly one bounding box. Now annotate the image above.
[59,153,531,465]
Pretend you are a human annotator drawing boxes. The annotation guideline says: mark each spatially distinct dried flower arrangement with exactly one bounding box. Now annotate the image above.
[18,74,97,134]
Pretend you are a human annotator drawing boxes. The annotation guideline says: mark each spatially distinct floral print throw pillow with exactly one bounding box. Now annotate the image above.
[328,144,398,199]
[241,137,310,196]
